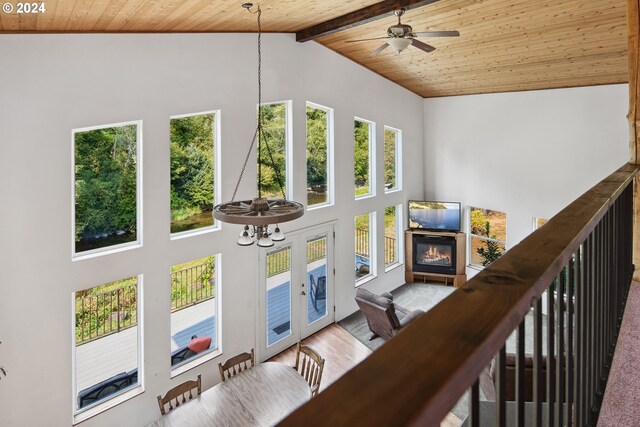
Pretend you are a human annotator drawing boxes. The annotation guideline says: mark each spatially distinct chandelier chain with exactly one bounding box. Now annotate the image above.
[230,6,262,202]
[261,130,286,199]
[230,5,288,203]
[257,6,262,198]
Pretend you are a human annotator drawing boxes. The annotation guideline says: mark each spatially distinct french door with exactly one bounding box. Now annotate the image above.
[258,224,335,361]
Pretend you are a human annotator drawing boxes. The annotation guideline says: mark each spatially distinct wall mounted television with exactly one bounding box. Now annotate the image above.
[408,201,461,232]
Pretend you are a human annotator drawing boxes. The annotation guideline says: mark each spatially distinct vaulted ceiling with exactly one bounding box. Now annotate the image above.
[0,0,629,98]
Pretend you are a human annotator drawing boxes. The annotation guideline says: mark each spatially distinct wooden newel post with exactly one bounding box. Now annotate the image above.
[627,0,640,280]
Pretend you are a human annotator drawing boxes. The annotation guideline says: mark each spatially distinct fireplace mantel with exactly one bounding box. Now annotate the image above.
[405,229,467,287]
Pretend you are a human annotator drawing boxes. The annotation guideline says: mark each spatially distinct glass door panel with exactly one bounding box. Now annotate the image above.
[259,224,334,361]
[266,245,293,347]
[300,226,334,339]
[306,235,328,325]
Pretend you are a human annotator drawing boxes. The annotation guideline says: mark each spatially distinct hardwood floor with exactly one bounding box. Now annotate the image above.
[268,323,463,426]
[268,323,371,391]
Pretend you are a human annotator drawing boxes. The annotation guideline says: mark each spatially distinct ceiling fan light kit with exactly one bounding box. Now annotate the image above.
[212,4,304,247]
[346,8,459,56]
[388,37,412,53]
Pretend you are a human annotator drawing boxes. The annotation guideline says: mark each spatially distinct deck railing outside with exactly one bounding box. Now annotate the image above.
[355,228,369,258]
[75,284,137,345]
[281,163,638,427]
[385,235,397,265]
[76,261,215,344]
[307,237,327,264]
[266,238,328,279]
[170,261,215,312]
[356,228,397,265]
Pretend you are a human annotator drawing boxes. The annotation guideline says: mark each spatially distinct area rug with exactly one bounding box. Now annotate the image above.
[338,282,456,351]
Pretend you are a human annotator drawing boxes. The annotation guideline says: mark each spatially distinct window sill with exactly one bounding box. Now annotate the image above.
[384,188,402,194]
[355,193,376,201]
[384,262,403,273]
[170,224,221,241]
[467,264,483,272]
[307,202,334,212]
[72,241,142,262]
[73,384,144,424]
[355,274,377,287]
[171,348,222,378]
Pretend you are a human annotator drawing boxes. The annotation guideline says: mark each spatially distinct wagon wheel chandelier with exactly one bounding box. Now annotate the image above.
[213,3,304,247]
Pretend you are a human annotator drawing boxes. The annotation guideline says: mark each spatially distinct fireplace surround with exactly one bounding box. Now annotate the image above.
[405,230,466,286]
[412,234,457,275]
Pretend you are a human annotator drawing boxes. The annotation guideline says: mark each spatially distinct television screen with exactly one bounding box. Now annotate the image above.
[408,201,461,232]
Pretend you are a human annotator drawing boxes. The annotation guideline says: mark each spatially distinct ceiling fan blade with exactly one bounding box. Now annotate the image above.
[411,39,436,53]
[370,43,389,56]
[413,30,460,37]
[345,37,390,43]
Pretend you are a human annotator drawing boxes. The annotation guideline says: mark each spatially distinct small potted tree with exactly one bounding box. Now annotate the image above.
[476,221,504,266]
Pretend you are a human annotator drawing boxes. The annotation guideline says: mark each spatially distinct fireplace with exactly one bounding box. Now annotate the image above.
[412,234,457,275]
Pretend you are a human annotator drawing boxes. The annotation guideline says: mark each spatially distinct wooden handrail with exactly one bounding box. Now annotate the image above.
[279,163,638,427]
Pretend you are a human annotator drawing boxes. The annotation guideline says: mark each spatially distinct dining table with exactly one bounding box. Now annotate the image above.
[148,362,311,427]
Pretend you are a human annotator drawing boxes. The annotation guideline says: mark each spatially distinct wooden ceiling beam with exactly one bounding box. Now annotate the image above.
[295,0,440,43]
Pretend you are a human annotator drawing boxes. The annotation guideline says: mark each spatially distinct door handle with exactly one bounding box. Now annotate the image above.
[301,291,306,295]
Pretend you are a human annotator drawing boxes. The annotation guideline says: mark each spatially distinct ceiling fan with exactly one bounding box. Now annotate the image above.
[345,8,459,55]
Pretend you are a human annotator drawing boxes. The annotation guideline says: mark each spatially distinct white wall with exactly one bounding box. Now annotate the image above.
[0,34,424,426]
[423,84,629,277]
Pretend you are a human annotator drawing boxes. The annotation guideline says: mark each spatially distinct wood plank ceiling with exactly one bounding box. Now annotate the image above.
[0,0,628,98]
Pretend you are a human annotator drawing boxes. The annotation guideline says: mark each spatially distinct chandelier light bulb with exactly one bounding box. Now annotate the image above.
[237,230,255,246]
[257,232,274,247]
[239,225,252,237]
[271,226,285,242]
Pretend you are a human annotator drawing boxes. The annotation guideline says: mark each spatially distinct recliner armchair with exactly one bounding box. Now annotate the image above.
[355,288,424,341]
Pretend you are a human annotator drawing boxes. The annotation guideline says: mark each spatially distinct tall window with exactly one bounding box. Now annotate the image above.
[259,101,291,198]
[73,122,141,257]
[355,212,376,284]
[73,276,142,412]
[306,102,333,208]
[384,205,403,268]
[354,118,375,199]
[384,126,401,192]
[170,111,219,236]
[170,255,220,372]
[469,207,507,267]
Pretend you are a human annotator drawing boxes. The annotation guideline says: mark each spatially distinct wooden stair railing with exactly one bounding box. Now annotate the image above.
[279,163,638,427]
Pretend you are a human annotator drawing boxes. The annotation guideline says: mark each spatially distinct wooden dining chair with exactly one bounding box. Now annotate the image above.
[218,348,255,382]
[156,374,201,415]
[293,342,325,397]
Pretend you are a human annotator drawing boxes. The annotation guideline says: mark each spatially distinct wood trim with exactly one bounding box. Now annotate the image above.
[279,163,638,427]
[628,0,640,164]
[295,0,441,42]
[626,1,640,281]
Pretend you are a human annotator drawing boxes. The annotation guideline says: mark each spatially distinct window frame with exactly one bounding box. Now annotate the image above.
[170,254,223,377]
[71,120,143,261]
[355,211,377,286]
[71,274,145,423]
[383,126,402,193]
[384,204,404,272]
[169,110,222,240]
[467,206,507,269]
[533,217,548,231]
[354,117,376,200]
[258,100,293,200]
[305,101,335,211]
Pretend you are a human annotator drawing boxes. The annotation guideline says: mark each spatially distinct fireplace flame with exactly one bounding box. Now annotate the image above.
[422,246,451,265]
